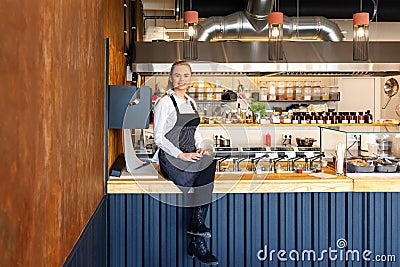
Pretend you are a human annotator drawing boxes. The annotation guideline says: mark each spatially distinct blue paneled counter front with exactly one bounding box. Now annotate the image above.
[107,171,400,267]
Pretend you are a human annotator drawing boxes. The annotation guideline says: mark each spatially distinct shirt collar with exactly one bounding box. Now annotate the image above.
[166,89,190,100]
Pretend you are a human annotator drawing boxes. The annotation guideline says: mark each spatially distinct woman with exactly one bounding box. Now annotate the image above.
[153,60,218,265]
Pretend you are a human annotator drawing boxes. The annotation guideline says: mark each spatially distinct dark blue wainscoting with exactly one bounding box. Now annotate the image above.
[63,196,108,267]
[109,193,400,267]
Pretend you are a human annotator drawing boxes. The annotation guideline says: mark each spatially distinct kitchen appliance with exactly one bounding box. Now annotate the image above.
[296,138,317,147]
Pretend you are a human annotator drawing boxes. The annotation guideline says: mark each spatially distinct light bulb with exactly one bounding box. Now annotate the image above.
[356,26,365,38]
[188,25,196,37]
[271,26,280,38]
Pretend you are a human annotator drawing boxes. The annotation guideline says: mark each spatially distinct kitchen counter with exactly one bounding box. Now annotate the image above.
[108,166,388,194]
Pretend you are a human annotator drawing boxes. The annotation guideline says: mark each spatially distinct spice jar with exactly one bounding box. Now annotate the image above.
[329,86,339,100]
[277,82,285,100]
[295,81,303,100]
[311,81,321,100]
[303,82,312,100]
[321,87,330,100]
[285,82,294,100]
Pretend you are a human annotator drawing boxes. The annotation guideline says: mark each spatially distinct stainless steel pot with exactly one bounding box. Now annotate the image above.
[219,138,231,147]
[376,139,393,153]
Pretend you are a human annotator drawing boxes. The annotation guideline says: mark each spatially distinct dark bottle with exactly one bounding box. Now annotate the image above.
[326,112,332,124]
[310,112,317,124]
[349,112,357,124]
[358,112,365,124]
[365,110,373,124]
[341,112,349,124]
[317,112,324,124]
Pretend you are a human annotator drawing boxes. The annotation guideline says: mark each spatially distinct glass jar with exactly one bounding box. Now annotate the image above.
[311,81,321,100]
[276,82,285,100]
[285,83,294,100]
[281,112,292,124]
[295,81,303,100]
[271,112,281,124]
[303,82,312,100]
[321,86,330,100]
[329,86,339,100]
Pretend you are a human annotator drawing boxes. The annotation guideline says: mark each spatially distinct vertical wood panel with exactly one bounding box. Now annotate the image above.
[110,192,400,267]
[0,0,126,266]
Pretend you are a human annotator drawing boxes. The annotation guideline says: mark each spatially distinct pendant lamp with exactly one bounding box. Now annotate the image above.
[183,11,198,60]
[353,12,369,61]
[268,12,284,61]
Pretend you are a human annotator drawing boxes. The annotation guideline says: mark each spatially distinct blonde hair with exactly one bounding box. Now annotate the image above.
[167,60,192,89]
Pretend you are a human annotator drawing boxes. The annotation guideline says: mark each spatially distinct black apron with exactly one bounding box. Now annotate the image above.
[158,95,216,188]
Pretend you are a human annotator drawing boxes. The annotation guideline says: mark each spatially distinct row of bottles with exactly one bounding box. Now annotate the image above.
[265,110,374,125]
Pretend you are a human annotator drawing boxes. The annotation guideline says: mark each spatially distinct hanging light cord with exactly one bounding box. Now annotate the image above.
[360,0,378,22]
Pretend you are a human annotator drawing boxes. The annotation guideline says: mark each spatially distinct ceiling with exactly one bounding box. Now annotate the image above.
[143,0,400,22]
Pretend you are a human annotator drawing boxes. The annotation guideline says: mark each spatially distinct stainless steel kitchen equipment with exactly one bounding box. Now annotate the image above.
[382,78,399,109]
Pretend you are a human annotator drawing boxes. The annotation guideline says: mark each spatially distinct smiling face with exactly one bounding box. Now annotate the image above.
[169,63,192,93]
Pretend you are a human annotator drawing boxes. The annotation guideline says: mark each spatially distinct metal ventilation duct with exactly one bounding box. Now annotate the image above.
[197,0,344,41]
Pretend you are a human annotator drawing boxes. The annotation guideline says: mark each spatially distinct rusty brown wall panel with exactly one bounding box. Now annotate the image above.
[0,0,125,266]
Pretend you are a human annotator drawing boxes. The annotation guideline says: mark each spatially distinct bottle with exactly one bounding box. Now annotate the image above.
[358,112,365,123]
[265,133,271,146]
[237,103,242,118]
[310,112,317,124]
[349,112,357,124]
[317,112,324,124]
[366,110,373,124]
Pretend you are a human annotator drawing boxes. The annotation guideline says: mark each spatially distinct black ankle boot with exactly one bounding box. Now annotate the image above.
[187,205,211,238]
[188,236,218,265]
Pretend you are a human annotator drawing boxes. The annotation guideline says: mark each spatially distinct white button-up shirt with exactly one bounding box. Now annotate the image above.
[153,89,204,162]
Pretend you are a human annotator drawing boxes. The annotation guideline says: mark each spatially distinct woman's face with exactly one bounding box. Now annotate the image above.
[170,64,192,91]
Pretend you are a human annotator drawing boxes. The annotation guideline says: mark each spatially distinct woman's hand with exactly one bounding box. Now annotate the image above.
[178,152,203,162]
[196,148,207,155]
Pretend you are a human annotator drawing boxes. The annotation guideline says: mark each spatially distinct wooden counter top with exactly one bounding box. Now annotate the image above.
[107,168,355,194]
